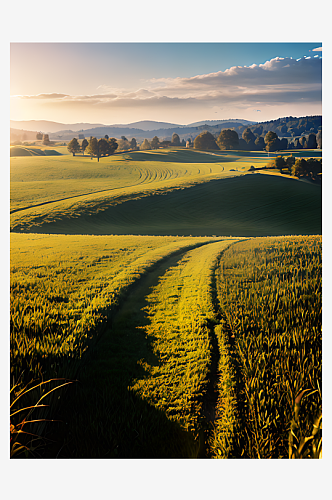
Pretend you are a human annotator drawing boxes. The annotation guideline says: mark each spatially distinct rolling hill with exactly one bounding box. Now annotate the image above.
[10,147,321,237]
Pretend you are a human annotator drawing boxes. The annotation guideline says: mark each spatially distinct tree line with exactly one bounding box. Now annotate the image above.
[265,156,322,181]
[67,133,184,159]
[193,128,322,152]
[67,127,322,160]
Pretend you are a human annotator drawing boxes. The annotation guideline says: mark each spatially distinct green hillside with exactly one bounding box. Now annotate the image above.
[14,174,320,237]
[10,148,321,237]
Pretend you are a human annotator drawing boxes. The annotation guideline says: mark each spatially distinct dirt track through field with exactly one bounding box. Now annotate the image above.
[111,246,190,328]
[107,241,225,458]
[62,240,224,457]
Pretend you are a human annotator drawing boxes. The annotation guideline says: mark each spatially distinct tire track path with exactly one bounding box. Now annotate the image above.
[59,241,218,458]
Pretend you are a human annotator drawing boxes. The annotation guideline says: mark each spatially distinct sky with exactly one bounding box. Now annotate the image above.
[10,42,322,126]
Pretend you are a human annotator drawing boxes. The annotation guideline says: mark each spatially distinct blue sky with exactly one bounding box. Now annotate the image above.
[10,42,322,125]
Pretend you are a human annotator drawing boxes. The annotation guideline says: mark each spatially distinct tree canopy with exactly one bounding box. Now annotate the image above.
[67,137,80,156]
[193,131,219,151]
[171,133,180,145]
[86,137,98,157]
[316,130,322,149]
[117,138,131,151]
[264,131,280,152]
[306,133,317,149]
[86,136,118,161]
[81,138,89,155]
[268,155,295,173]
[141,139,151,150]
[255,136,265,150]
[242,128,256,148]
[217,129,239,150]
[292,158,322,180]
[150,136,160,149]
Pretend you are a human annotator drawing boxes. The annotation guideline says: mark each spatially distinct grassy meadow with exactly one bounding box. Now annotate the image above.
[10,146,322,458]
[11,148,321,236]
[211,236,322,458]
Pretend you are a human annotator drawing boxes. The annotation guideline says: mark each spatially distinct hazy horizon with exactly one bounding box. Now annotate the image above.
[10,43,322,126]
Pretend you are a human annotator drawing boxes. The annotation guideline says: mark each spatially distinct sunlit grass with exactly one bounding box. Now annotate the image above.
[10,233,223,385]
[130,239,240,435]
[10,148,266,224]
[211,235,322,458]
[11,149,321,237]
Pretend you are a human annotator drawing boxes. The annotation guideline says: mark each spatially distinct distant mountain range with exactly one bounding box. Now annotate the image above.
[10,118,256,134]
[10,118,258,143]
[10,120,106,134]
[10,116,321,144]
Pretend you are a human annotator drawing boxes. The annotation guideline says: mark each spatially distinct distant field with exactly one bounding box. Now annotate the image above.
[10,148,321,236]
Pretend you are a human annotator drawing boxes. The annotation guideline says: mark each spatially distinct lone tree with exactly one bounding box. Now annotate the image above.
[81,138,89,155]
[36,132,43,140]
[193,131,219,150]
[217,129,239,150]
[171,133,180,146]
[67,137,80,156]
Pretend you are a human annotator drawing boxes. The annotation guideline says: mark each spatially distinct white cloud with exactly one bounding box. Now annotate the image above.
[11,56,321,121]
[312,47,322,52]
[17,93,69,99]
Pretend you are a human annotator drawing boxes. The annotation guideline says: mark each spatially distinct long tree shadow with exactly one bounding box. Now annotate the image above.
[48,251,202,458]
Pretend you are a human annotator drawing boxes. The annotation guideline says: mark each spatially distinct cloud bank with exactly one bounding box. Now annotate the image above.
[11,56,322,122]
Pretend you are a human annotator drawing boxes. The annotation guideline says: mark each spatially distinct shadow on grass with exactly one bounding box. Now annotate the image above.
[45,253,202,458]
[124,149,231,164]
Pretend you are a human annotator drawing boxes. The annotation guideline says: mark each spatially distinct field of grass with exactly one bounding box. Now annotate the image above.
[211,236,322,458]
[11,233,223,383]
[11,148,321,237]
[10,147,322,458]
[130,239,237,433]
[10,148,248,212]
[10,232,237,457]
[10,233,321,458]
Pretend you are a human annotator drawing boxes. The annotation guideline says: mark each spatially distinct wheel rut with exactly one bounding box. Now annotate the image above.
[106,240,237,458]
[60,239,235,458]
